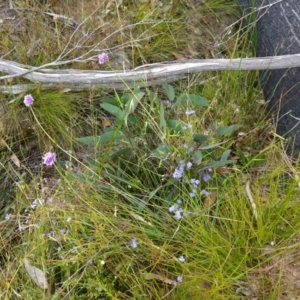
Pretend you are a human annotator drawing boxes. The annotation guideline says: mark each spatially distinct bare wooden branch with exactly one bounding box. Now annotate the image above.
[1,54,300,92]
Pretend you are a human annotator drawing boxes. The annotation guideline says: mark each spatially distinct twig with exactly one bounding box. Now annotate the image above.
[245,180,258,220]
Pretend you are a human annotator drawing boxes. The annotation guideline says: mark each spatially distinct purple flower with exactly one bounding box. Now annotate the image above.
[172,163,185,179]
[201,189,210,196]
[178,255,185,263]
[98,52,108,64]
[172,168,183,179]
[186,162,193,169]
[24,94,34,107]
[190,178,200,187]
[129,238,137,249]
[5,213,11,220]
[189,189,196,197]
[174,210,182,220]
[185,110,195,116]
[43,152,56,166]
[201,172,211,182]
[169,204,178,213]
[172,275,183,286]
[30,200,38,209]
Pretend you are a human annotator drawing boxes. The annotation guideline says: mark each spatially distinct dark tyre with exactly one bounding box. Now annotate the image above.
[239,0,300,156]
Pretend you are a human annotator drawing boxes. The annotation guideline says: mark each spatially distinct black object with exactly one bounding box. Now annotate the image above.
[238,0,300,157]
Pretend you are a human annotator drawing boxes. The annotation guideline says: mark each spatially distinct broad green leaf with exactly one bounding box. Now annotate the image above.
[214,125,241,137]
[124,89,144,115]
[152,144,170,158]
[110,148,133,159]
[188,94,209,106]
[124,89,145,126]
[102,97,120,107]
[193,134,208,144]
[162,83,175,101]
[221,149,231,161]
[199,141,227,150]
[121,92,131,104]
[97,131,124,146]
[75,136,98,147]
[148,90,160,103]
[127,115,138,126]
[100,103,124,119]
[205,160,235,169]
[166,120,184,132]
[192,150,202,165]
[174,93,209,107]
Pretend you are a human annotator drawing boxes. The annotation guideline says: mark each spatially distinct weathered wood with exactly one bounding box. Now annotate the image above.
[1,54,300,89]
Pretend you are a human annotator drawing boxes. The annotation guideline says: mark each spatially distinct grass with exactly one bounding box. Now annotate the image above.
[1,0,300,299]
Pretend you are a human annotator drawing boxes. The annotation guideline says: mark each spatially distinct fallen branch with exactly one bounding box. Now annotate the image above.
[1,54,300,92]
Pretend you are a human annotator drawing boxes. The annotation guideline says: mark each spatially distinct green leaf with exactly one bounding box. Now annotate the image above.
[100,103,124,120]
[121,92,131,104]
[97,131,125,147]
[188,94,209,106]
[124,89,144,115]
[102,97,120,107]
[166,120,184,132]
[75,136,97,147]
[192,150,202,165]
[127,115,138,126]
[76,131,124,147]
[214,125,241,137]
[174,93,209,107]
[123,89,145,126]
[110,148,132,159]
[193,134,208,144]
[162,83,175,101]
[152,144,170,158]
[205,160,235,169]
[199,141,227,150]
[221,149,231,161]
[148,90,160,103]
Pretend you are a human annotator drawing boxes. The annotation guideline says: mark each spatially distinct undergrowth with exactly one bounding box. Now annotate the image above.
[1,0,300,299]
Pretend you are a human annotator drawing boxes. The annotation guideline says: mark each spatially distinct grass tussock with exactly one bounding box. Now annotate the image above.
[1,0,300,299]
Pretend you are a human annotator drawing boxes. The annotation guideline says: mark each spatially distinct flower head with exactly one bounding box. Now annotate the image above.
[5,213,11,220]
[201,171,211,182]
[98,52,108,64]
[178,255,185,263]
[186,162,193,169]
[169,204,179,213]
[172,163,185,179]
[24,94,34,107]
[201,189,210,196]
[174,210,182,220]
[185,109,195,116]
[43,152,56,166]
[129,238,137,249]
[172,275,183,286]
[190,178,200,187]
